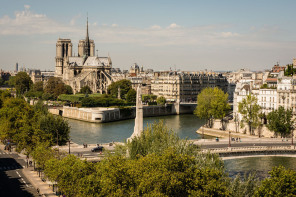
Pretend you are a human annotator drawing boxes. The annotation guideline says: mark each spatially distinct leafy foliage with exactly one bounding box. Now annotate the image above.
[126,89,136,102]
[142,94,157,103]
[81,96,126,107]
[15,72,33,95]
[157,96,166,105]
[284,64,295,76]
[194,87,230,128]
[230,173,260,197]
[238,94,261,135]
[7,76,16,87]
[0,92,70,154]
[80,85,92,94]
[107,79,132,99]
[267,106,294,137]
[255,166,296,197]
[127,121,198,159]
[40,120,232,196]
[44,77,68,99]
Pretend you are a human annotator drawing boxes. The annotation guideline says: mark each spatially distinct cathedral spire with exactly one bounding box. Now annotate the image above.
[84,15,90,57]
[86,15,89,41]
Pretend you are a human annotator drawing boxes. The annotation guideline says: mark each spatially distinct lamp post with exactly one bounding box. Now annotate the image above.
[202,126,204,139]
[68,139,71,154]
[228,131,231,147]
[292,130,294,146]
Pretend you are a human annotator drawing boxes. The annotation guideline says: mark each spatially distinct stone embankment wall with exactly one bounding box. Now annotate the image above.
[50,105,176,123]
[211,119,279,138]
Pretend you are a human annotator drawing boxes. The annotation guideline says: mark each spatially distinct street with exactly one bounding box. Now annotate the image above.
[0,150,39,197]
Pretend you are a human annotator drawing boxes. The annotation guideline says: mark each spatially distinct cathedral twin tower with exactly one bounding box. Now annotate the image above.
[55,18,112,94]
[55,18,95,78]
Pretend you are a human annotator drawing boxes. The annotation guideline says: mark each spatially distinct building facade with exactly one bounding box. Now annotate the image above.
[151,71,228,102]
[55,18,112,94]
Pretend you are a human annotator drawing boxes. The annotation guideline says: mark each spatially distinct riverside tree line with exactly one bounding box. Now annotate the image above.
[194,87,295,138]
[1,77,296,196]
[6,72,167,107]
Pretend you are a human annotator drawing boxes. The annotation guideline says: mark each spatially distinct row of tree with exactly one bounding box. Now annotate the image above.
[238,94,294,137]
[33,120,296,197]
[194,87,295,137]
[0,90,70,156]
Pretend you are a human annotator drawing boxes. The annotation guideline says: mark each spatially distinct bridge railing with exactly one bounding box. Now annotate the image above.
[202,145,296,154]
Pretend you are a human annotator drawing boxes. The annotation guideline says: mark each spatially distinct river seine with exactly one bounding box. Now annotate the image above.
[68,114,205,145]
[68,114,296,177]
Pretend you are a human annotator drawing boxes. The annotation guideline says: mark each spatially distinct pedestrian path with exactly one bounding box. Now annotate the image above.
[22,167,56,197]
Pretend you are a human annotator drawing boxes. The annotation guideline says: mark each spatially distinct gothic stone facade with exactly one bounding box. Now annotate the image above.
[55,19,112,94]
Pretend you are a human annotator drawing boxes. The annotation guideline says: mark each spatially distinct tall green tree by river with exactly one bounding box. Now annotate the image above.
[238,94,261,135]
[194,87,230,128]
[266,106,294,138]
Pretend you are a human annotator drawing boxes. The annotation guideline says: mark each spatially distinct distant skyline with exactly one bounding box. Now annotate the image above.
[1,0,296,72]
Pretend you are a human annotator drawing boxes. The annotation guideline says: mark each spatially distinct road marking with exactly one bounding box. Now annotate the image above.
[21,178,29,187]
[16,171,21,177]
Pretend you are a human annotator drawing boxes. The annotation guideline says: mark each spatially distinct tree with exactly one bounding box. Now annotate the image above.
[80,85,92,94]
[107,79,132,99]
[238,94,261,135]
[7,76,16,87]
[126,121,198,159]
[284,64,295,76]
[44,127,230,197]
[126,89,136,103]
[0,77,4,86]
[65,85,73,94]
[44,77,67,99]
[255,166,296,197]
[33,81,44,92]
[267,106,294,138]
[37,113,70,146]
[194,87,230,128]
[156,96,166,105]
[31,143,58,170]
[15,72,33,95]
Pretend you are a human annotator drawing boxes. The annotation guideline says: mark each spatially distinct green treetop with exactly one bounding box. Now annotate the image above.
[238,94,261,135]
[267,106,294,138]
[15,72,33,95]
[194,87,230,128]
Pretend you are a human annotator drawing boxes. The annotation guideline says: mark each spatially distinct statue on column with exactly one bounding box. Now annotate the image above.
[128,85,143,141]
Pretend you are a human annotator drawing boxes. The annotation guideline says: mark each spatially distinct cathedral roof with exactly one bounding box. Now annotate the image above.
[69,56,110,67]
[84,57,103,66]
[69,57,84,66]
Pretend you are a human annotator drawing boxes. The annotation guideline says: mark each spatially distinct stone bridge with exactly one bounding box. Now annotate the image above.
[203,145,296,159]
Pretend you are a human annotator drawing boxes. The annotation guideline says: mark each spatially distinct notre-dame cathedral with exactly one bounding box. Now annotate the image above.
[55,18,112,94]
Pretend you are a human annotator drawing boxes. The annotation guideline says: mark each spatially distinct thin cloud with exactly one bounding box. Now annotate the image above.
[167,23,180,29]
[70,14,81,26]
[0,5,78,35]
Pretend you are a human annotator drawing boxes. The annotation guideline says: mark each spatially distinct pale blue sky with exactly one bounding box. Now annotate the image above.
[1,0,296,71]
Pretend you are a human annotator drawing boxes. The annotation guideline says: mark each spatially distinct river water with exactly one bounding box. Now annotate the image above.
[68,114,205,145]
[224,156,296,178]
[67,114,296,178]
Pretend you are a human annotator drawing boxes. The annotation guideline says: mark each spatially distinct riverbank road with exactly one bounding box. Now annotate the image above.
[194,137,295,149]
[0,148,40,197]
[58,142,118,161]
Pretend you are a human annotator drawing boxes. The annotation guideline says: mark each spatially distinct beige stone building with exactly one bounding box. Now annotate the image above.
[151,71,228,102]
[55,18,112,94]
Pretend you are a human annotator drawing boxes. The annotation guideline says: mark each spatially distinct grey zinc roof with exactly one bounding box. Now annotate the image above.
[84,57,103,66]
[69,57,84,66]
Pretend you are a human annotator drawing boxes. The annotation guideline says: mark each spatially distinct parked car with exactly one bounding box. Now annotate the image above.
[91,146,104,152]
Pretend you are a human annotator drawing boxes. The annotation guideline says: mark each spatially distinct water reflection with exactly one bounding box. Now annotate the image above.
[224,156,296,179]
[68,114,205,144]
